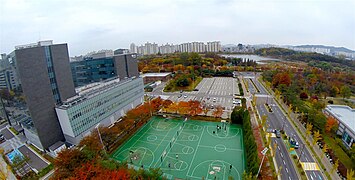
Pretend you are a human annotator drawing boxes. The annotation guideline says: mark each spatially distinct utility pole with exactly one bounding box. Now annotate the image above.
[257,147,269,177]
[95,123,106,154]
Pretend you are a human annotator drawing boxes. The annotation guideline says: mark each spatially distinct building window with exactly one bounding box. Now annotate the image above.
[342,132,352,145]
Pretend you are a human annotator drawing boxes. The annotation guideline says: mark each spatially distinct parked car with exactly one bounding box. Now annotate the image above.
[183,95,187,98]
[0,134,4,141]
[178,94,182,98]
[193,88,199,91]
[213,98,216,102]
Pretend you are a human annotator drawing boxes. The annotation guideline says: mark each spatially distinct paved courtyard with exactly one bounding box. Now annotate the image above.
[167,77,241,113]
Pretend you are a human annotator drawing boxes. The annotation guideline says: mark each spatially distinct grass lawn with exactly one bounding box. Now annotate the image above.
[164,77,202,92]
[325,97,355,108]
[323,135,355,169]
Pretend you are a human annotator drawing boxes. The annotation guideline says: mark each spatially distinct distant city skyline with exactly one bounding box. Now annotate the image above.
[0,0,354,56]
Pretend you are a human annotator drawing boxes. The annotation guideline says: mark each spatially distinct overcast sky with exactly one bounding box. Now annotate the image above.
[1,0,354,56]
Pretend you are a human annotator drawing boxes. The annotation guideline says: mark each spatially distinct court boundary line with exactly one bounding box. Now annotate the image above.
[189,159,241,180]
[111,119,153,157]
[112,118,245,180]
[186,126,205,176]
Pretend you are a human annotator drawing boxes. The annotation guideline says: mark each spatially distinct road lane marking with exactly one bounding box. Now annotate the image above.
[283,160,286,165]
[280,152,283,158]
[301,162,320,171]
[286,168,289,173]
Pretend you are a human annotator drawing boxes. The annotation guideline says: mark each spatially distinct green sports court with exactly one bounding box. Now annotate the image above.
[111,116,245,180]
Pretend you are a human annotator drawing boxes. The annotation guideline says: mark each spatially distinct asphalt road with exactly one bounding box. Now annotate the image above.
[250,75,325,180]
[256,99,299,180]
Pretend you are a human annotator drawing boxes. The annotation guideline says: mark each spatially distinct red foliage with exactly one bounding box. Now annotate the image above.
[69,162,130,180]
[162,99,173,108]
[272,72,291,88]
[212,105,223,118]
[299,92,308,99]
[187,100,203,116]
[53,148,87,179]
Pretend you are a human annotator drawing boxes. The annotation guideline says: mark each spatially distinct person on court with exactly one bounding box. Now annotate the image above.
[176,154,178,159]
[168,163,171,168]
[230,164,232,171]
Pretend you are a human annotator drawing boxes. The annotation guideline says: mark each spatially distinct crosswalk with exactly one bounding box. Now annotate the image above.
[301,162,320,171]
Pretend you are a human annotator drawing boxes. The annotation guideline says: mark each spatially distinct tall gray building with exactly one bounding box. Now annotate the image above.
[113,54,139,79]
[15,41,76,149]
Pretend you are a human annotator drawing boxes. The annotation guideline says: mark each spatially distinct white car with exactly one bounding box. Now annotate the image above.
[213,98,216,102]
[183,95,187,98]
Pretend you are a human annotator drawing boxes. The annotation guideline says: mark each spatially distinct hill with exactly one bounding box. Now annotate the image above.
[255,47,355,71]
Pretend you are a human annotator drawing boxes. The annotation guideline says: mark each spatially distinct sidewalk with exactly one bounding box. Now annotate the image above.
[0,155,17,180]
[258,78,340,180]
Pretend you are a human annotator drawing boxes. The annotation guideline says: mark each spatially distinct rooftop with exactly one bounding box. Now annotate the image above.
[325,105,355,133]
[141,72,171,77]
[58,76,139,109]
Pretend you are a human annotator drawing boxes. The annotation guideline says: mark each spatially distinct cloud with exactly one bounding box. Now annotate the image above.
[0,0,354,55]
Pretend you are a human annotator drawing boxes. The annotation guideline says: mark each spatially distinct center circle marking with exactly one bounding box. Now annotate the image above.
[214,144,227,152]
[147,135,157,141]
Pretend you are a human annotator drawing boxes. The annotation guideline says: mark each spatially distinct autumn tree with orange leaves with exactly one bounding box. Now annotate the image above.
[178,101,190,114]
[325,116,338,133]
[188,100,203,116]
[272,72,291,88]
[212,105,223,118]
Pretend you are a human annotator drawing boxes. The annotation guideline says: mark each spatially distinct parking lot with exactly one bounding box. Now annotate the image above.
[167,77,241,111]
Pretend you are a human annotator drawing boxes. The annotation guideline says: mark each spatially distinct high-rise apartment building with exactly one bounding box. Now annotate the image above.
[15,40,76,149]
[133,41,221,55]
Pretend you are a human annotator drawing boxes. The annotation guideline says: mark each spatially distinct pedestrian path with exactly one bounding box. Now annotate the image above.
[301,162,319,171]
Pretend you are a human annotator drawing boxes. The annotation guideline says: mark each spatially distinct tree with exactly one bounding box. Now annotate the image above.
[325,116,338,133]
[331,159,339,174]
[312,130,321,145]
[305,122,313,144]
[188,100,202,116]
[346,169,354,180]
[150,97,163,111]
[167,102,179,114]
[299,92,308,100]
[212,105,223,118]
[54,148,87,179]
[242,171,256,180]
[272,72,291,88]
[322,144,328,158]
[162,100,173,112]
[203,107,209,116]
[340,85,351,99]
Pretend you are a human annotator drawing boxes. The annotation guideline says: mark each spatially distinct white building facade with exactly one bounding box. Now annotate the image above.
[55,77,144,145]
[323,105,355,149]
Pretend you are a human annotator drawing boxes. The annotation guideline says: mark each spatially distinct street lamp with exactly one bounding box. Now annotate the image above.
[257,147,269,177]
[297,143,305,163]
[95,123,106,154]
